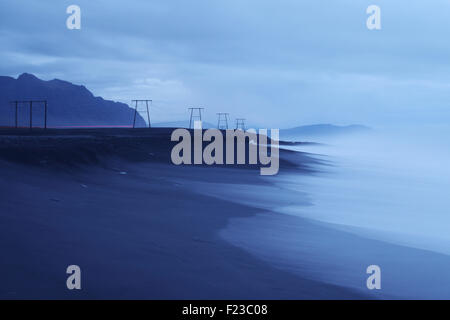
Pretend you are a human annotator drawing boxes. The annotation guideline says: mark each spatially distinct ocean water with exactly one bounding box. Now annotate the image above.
[218,126,450,298]
[279,128,450,255]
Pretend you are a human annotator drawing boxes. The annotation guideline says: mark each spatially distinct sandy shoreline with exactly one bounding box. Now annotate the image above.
[8,128,450,299]
[3,129,450,299]
[0,128,368,299]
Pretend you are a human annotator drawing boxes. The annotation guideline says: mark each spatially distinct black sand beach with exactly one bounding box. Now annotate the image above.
[3,128,450,299]
[0,128,366,299]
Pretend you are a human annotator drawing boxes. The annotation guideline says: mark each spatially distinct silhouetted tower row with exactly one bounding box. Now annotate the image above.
[132,99,152,128]
[217,113,229,129]
[235,118,246,130]
[188,107,204,129]
[6,98,248,131]
[186,108,247,131]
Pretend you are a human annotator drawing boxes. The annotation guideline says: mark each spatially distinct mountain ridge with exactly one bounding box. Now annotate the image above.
[0,73,145,128]
[281,124,371,138]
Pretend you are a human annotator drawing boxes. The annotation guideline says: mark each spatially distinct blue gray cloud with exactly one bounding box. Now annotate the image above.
[1,0,450,128]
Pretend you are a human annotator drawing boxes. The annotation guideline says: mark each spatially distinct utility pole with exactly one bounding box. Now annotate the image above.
[235,118,246,130]
[14,101,18,128]
[132,100,152,128]
[188,107,204,129]
[44,101,47,129]
[217,113,229,130]
[30,101,33,130]
[10,100,47,129]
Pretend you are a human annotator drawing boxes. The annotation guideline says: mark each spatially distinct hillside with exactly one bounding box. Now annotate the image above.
[0,73,145,128]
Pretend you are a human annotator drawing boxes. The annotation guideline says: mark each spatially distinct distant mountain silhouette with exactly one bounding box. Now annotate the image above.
[281,124,371,138]
[0,73,145,127]
[153,120,216,129]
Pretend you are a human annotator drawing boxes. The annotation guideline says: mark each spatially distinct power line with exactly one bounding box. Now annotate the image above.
[132,99,152,128]
[188,107,204,129]
[217,113,229,130]
[9,100,48,130]
[235,118,246,130]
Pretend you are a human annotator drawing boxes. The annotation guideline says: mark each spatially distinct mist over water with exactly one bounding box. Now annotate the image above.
[219,126,450,298]
[281,127,450,255]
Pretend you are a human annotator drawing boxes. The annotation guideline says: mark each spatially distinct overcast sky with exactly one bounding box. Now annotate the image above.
[1,0,450,128]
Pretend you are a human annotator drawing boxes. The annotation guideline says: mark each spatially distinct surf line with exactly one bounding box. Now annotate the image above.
[170,121,279,175]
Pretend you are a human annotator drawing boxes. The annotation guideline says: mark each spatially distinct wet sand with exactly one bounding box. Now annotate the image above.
[0,128,365,299]
[3,128,450,299]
